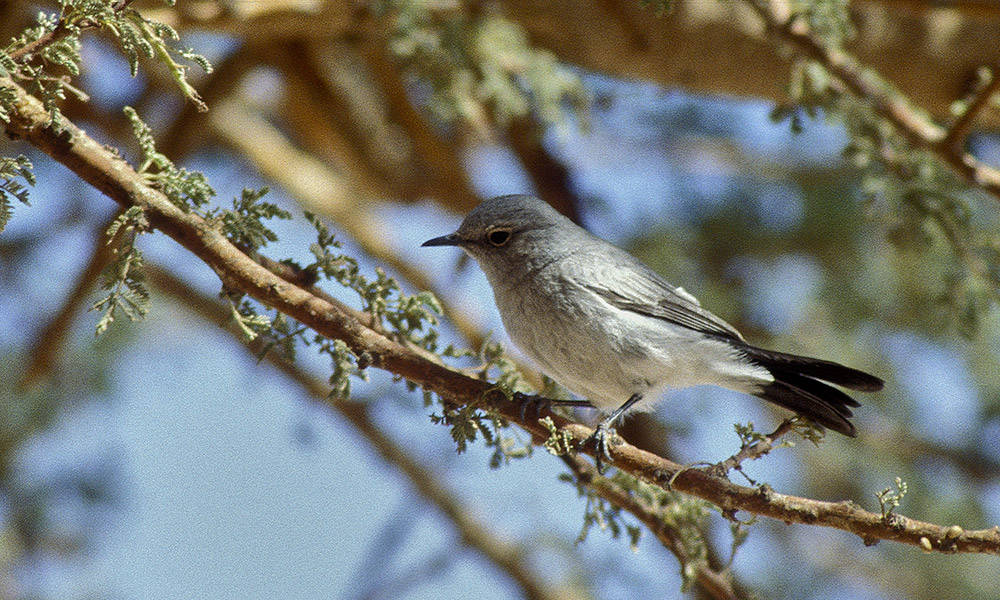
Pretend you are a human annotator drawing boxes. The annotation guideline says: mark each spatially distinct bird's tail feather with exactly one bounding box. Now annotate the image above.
[738,345,884,437]
[740,345,884,391]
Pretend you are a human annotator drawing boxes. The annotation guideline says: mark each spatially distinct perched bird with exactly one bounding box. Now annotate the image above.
[423,194,883,470]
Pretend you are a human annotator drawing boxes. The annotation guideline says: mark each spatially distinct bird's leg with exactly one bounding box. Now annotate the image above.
[589,393,643,474]
[513,392,594,421]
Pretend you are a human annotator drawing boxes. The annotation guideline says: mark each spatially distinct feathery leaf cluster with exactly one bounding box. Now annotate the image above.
[0,155,34,233]
[93,206,150,336]
[124,105,215,211]
[375,1,588,135]
[217,187,290,253]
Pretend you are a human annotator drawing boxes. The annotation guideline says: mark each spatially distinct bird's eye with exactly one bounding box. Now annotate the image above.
[487,229,512,247]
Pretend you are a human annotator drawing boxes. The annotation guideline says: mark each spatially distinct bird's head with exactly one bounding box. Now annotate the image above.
[422,194,572,280]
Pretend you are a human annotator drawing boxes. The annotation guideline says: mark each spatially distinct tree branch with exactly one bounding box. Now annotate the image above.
[743,0,1000,200]
[941,64,1000,151]
[134,1,1000,130]
[3,75,999,554]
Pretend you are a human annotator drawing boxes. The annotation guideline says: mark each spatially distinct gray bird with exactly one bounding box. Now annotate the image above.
[423,194,883,470]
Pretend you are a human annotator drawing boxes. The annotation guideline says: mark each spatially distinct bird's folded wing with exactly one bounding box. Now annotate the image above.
[584,265,745,341]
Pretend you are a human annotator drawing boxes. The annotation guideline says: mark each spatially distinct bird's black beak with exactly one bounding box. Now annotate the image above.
[421,233,462,247]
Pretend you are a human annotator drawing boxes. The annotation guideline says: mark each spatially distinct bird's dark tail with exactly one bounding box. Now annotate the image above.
[738,345,884,437]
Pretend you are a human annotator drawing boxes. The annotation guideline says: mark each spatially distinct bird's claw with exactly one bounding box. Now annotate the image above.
[589,423,618,475]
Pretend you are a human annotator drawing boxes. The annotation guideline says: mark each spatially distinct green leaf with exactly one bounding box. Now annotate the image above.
[219,187,290,252]
[123,106,216,210]
[121,11,212,111]
[0,154,35,233]
[92,206,151,335]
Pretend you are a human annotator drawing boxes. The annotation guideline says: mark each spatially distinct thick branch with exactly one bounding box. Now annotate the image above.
[3,76,999,554]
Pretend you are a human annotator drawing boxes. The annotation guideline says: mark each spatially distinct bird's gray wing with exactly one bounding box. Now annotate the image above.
[583,258,745,341]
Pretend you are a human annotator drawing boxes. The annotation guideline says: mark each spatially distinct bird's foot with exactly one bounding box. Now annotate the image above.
[588,423,620,475]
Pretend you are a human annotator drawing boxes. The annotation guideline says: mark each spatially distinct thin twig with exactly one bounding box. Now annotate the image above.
[8,1,137,63]
[9,22,70,63]
[941,65,1000,150]
[711,419,797,483]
